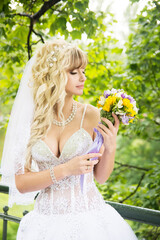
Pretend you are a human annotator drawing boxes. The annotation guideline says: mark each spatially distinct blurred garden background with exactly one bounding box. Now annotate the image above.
[0,0,160,239]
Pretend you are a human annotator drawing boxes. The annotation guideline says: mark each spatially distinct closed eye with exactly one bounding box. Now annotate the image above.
[70,72,77,75]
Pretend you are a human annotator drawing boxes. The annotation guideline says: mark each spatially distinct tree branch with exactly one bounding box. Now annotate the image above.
[115,161,149,171]
[31,39,43,46]
[32,0,61,22]
[112,167,128,178]
[12,13,32,19]
[27,18,34,59]
[32,29,45,44]
[148,137,160,141]
[12,0,62,59]
[119,172,146,203]
[26,0,61,58]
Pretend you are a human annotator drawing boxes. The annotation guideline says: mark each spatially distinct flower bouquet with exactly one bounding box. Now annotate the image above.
[97,88,138,127]
[80,88,138,193]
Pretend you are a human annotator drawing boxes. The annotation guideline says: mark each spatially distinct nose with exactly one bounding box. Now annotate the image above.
[79,72,86,82]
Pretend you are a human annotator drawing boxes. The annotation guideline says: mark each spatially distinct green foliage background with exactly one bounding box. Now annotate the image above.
[0,0,160,239]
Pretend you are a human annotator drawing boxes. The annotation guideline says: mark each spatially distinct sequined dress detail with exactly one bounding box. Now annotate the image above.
[17,104,138,240]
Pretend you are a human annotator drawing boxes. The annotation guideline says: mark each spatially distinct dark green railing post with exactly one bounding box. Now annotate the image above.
[23,210,29,216]
[3,206,9,240]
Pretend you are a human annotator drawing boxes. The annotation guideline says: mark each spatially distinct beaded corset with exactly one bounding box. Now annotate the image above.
[31,104,106,215]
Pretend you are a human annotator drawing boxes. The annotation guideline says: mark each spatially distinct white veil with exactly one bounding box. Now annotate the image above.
[0,54,40,207]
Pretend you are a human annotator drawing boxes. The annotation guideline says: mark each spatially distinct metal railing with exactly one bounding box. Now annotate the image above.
[0,206,28,240]
[0,184,160,240]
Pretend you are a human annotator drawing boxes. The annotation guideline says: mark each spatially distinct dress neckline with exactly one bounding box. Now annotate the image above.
[39,128,93,160]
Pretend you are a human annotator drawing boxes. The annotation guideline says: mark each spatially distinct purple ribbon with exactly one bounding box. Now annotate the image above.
[80,128,104,193]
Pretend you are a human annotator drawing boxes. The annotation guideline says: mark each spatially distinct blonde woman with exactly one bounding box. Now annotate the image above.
[1,39,138,239]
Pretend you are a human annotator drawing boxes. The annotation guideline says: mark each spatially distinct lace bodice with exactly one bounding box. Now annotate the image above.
[31,104,105,215]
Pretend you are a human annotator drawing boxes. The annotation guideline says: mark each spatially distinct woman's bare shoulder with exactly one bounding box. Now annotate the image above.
[76,102,100,125]
[86,103,101,125]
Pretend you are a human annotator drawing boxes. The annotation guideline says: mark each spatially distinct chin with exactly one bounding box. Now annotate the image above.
[68,89,84,96]
[76,88,84,95]
[75,91,84,96]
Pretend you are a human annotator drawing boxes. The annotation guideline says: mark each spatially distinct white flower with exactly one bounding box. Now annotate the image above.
[111,88,117,94]
[116,99,123,108]
[52,57,57,62]
[133,106,139,113]
[132,101,136,106]
[132,101,138,113]
[117,89,124,93]
[49,63,53,67]
[98,96,106,105]
[51,51,55,55]
[115,110,125,115]
[115,92,122,98]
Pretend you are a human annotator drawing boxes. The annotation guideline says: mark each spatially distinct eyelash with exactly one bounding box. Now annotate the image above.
[70,72,77,75]
[70,71,85,75]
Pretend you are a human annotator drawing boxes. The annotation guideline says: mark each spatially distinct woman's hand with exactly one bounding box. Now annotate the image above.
[96,112,120,153]
[64,152,102,177]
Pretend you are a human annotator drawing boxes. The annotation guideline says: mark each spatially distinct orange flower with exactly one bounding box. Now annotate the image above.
[97,103,102,108]
[130,109,136,117]
[129,118,134,123]
[102,96,117,112]
[103,103,110,112]
[123,98,131,107]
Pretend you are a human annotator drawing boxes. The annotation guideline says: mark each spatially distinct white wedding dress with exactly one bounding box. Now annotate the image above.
[17,104,138,240]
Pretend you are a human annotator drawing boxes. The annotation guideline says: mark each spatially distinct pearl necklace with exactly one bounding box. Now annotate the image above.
[53,101,77,126]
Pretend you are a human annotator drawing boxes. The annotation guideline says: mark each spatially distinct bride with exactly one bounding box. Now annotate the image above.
[1,39,138,239]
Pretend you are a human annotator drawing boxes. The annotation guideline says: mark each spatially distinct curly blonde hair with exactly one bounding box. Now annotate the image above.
[25,39,88,171]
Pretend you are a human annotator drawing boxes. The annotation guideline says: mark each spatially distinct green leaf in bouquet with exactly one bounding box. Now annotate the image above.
[100,109,115,128]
